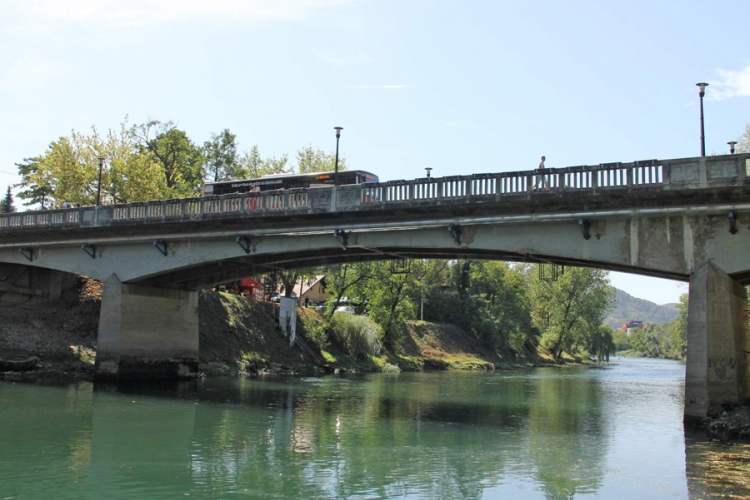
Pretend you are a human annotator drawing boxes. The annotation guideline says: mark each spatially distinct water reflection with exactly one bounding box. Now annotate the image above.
[85,372,611,498]
[685,436,750,499]
[0,360,744,498]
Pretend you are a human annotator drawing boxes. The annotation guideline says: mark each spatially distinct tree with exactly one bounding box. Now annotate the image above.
[322,262,374,319]
[530,267,613,359]
[15,121,181,207]
[131,120,203,196]
[295,146,347,174]
[2,186,14,213]
[235,145,289,179]
[468,261,533,352]
[15,132,101,207]
[667,293,688,358]
[14,157,50,209]
[589,325,616,361]
[736,123,750,154]
[360,261,417,348]
[203,129,239,182]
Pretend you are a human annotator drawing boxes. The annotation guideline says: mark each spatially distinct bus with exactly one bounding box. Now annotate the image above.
[202,170,379,196]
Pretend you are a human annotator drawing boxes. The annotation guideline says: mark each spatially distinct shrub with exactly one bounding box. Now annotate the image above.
[330,313,381,359]
[381,363,401,374]
[301,314,329,349]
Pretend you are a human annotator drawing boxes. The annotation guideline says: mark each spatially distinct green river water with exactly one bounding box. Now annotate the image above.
[1,357,748,499]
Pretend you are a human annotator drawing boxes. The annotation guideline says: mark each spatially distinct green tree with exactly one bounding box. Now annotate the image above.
[14,157,50,209]
[2,186,15,213]
[612,328,631,352]
[629,323,668,358]
[667,293,688,358]
[16,121,179,206]
[468,261,533,351]
[203,129,239,182]
[236,145,289,179]
[589,324,616,361]
[322,262,374,319]
[530,267,613,359]
[361,261,417,348]
[295,146,347,174]
[16,131,103,207]
[132,120,203,196]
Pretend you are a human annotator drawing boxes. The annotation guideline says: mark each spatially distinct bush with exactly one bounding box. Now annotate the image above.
[330,313,381,359]
[301,314,329,349]
[381,363,401,374]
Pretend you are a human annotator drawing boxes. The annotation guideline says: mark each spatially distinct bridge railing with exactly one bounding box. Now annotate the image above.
[1,153,747,231]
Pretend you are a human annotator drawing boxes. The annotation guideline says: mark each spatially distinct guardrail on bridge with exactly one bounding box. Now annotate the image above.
[1,153,747,231]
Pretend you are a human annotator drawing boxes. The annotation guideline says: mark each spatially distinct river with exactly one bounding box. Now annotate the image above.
[0,358,748,499]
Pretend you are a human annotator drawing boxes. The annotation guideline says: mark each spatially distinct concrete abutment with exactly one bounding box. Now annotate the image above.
[95,274,199,380]
[685,262,750,421]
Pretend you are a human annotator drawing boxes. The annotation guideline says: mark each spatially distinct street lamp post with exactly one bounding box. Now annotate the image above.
[696,82,709,157]
[728,141,737,154]
[333,127,343,187]
[96,157,105,206]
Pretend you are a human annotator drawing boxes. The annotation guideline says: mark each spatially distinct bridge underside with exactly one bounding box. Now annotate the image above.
[131,246,691,290]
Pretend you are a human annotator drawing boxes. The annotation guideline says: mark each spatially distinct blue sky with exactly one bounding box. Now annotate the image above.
[2,0,749,305]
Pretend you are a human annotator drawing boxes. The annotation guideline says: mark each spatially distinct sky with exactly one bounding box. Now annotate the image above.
[2,0,749,306]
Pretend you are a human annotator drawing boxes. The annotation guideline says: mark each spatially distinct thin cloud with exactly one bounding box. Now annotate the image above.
[709,64,750,101]
[2,0,353,30]
[346,84,411,90]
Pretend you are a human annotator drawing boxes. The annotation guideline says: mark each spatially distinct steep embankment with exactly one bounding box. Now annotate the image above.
[0,277,100,378]
[199,292,319,375]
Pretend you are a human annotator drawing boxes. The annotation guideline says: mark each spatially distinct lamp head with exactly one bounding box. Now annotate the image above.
[696,82,709,96]
[334,126,343,138]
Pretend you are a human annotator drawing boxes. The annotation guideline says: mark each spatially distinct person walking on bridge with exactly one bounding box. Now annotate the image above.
[535,156,549,190]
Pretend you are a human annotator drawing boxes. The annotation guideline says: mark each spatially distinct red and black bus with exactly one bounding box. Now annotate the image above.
[202,170,379,196]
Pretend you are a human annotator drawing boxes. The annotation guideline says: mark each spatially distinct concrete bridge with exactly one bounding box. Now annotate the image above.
[1,153,749,420]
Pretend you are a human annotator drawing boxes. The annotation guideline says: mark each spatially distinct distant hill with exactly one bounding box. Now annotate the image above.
[605,288,679,329]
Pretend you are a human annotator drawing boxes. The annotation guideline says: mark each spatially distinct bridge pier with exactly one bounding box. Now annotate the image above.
[95,274,199,380]
[685,262,750,421]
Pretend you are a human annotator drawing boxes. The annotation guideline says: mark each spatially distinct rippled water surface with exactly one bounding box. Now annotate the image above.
[1,358,748,499]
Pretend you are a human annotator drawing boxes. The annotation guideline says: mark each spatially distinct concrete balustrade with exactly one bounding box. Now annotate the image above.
[2,154,747,232]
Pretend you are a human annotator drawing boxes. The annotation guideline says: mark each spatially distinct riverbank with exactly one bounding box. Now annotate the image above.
[0,277,538,380]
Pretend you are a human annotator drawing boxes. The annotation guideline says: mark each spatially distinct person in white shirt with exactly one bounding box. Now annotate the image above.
[534,156,549,190]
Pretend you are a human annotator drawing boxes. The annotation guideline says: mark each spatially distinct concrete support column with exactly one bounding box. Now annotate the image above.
[95,274,199,380]
[685,262,749,421]
[279,296,297,346]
